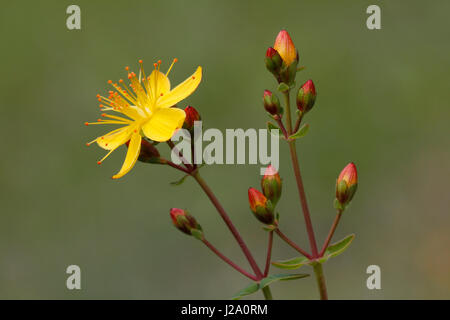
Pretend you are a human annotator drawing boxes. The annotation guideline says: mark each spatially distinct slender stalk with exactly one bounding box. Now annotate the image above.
[283,90,293,134]
[167,140,193,170]
[275,229,313,260]
[319,210,343,257]
[264,231,274,277]
[262,286,273,300]
[193,171,263,279]
[275,117,289,139]
[165,160,192,175]
[287,140,319,257]
[313,263,328,300]
[202,239,258,281]
[283,91,327,299]
[293,113,303,134]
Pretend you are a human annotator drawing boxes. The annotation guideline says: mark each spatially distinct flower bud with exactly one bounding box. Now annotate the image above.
[296,80,316,113]
[263,90,283,116]
[261,165,282,207]
[273,30,297,67]
[335,163,358,207]
[126,138,161,164]
[170,208,203,237]
[248,188,275,225]
[265,47,283,75]
[183,106,201,131]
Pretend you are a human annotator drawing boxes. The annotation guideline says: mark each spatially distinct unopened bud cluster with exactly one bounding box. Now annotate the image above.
[265,30,299,85]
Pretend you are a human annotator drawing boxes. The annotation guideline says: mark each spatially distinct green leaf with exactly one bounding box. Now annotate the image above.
[231,273,309,300]
[272,256,312,270]
[277,82,290,93]
[317,234,355,264]
[259,273,309,289]
[267,122,281,137]
[289,123,309,140]
[231,282,260,300]
[170,173,189,186]
[272,234,355,270]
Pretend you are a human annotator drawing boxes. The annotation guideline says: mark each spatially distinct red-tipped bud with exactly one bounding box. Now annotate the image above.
[296,80,316,113]
[183,106,201,131]
[273,30,297,67]
[126,138,162,164]
[335,163,358,207]
[261,165,282,206]
[265,47,283,75]
[248,188,275,225]
[263,90,283,116]
[170,208,203,237]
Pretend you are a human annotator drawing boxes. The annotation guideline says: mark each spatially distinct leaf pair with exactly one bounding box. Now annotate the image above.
[232,273,309,300]
[272,234,355,270]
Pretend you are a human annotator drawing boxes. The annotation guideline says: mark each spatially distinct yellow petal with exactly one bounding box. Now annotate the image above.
[96,126,132,150]
[112,131,141,179]
[142,108,186,142]
[156,66,202,109]
[149,69,171,102]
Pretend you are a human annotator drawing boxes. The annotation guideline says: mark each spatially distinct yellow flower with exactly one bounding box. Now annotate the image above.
[86,59,202,179]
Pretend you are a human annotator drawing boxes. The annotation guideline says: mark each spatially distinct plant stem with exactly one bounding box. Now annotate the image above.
[264,231,274,277]
[313,263,328,300]
[202,238,258,281]
[262,286,273,300]
[275,229,313,260]
[275,117,289,139]
[165,160,192,175]
[283,91,327,299]
[319,211,343,257]
[193,171,263,279]
[167,140,194,170]
[283,92,319,258]
[283,90,293,134]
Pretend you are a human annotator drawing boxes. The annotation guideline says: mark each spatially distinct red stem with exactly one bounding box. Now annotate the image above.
[275,229,313,260]
[202,238,258,281]
[288,140,319,257]
[264,231,274,277]
[167,140,194,170]
[319,211,342,257]
[193,172,263,279]
[165,160,192,175]
[275,118,289,139]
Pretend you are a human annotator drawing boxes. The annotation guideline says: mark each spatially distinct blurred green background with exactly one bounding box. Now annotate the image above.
[0,0,449,299]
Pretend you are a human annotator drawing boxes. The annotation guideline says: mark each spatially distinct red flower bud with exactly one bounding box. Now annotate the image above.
[335,163,358,207]
[170,208,202,237]
[273,30,297,67]
[248,188,275,225]
[261,165,282,206]
[126,138,161,164]
[183,106,201,131]
[296,80,316,113]
[265,47,283,75]
[263,90,283,116]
